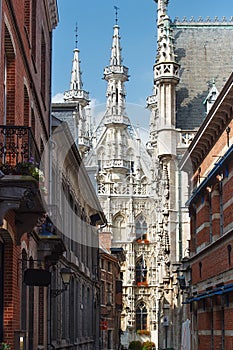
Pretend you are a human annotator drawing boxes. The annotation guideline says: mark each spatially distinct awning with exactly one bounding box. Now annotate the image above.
[185,283,233,303]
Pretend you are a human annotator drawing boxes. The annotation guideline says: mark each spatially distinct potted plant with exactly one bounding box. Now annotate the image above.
[137,281,148,287]
[0,159,47,194]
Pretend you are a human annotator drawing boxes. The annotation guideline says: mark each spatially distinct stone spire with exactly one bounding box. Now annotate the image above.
[63,26,91,157]
[103,22,129,123]
[156,0,169,24]
[69,48,82,91]
[110,25,122,66]
[64,46,89,106]
[156,0,177,64]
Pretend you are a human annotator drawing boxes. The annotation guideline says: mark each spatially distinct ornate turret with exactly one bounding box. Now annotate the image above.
[147,0,180,157]
[63,26,91,157]
[155,0,178,65]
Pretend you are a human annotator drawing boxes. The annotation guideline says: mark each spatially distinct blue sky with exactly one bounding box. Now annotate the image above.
[52,0,233,106]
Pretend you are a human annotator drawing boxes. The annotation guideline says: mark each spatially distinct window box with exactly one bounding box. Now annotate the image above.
[136,329,150,335]
[137,281,148,287]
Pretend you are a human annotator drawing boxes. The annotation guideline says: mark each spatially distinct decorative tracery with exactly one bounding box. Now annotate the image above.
[135,214,147,239]
[136,302,147,331]
[136,256,147,284]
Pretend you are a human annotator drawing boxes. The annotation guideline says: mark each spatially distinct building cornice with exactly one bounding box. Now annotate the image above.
[180,73,233,172]
[186,144,233,206]
[172,17,233,28]
[44,0,59,30]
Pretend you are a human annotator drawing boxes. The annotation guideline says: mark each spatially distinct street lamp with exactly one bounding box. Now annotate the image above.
[49,267,73,349]
[51,268,73,297]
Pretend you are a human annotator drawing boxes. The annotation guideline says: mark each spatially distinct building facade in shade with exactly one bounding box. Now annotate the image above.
[0,0,58,348]
[180,73,233,350]
[47,118,106,350]
[52,1,233,349]
[99,232,125,350]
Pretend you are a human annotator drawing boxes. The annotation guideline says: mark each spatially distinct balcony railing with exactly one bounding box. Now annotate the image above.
[63,89,89,102]
[0,125,40,165]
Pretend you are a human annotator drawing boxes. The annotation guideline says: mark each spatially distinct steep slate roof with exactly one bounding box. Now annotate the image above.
[173,19,233,130]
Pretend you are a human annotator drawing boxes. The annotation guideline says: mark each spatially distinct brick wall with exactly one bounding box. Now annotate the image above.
[0,0,57,348]
[192,241,233,285]
[1,0,52,139]
[100,251,121,350]
[99,232,112,252]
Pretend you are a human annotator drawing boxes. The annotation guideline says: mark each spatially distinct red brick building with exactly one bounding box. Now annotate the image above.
[99,232,125,350]
[0,1,58,349]
[181,73,233,350]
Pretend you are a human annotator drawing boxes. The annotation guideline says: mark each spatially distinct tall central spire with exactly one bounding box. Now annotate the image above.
[103,15,129,122]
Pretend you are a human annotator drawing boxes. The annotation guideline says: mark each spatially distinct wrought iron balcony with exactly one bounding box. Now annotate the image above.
[104,65,129,78]
[0,125,40,166]
[0,125,44,244]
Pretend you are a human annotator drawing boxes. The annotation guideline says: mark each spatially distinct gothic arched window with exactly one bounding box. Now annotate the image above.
[97,148,105,172]
[24,85,30,126]
[136,302,147,331]
[113,215,126,241]
[136,256,147,284]
[24,0,31,36]
[4,24,16,125]
[135,215,147,239]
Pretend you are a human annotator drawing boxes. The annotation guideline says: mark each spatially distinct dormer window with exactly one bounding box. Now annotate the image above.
[203,80,219,114]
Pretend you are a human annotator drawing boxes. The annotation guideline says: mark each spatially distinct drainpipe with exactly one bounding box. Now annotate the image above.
[211,298,214,350]
[221,295,225,350]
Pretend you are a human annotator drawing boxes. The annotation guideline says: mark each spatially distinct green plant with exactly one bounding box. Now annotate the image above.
[0,158,42,179]
[0,343,11,350]
[128,340,142,350]
[142,341,155,350]
[0,159,47,194]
